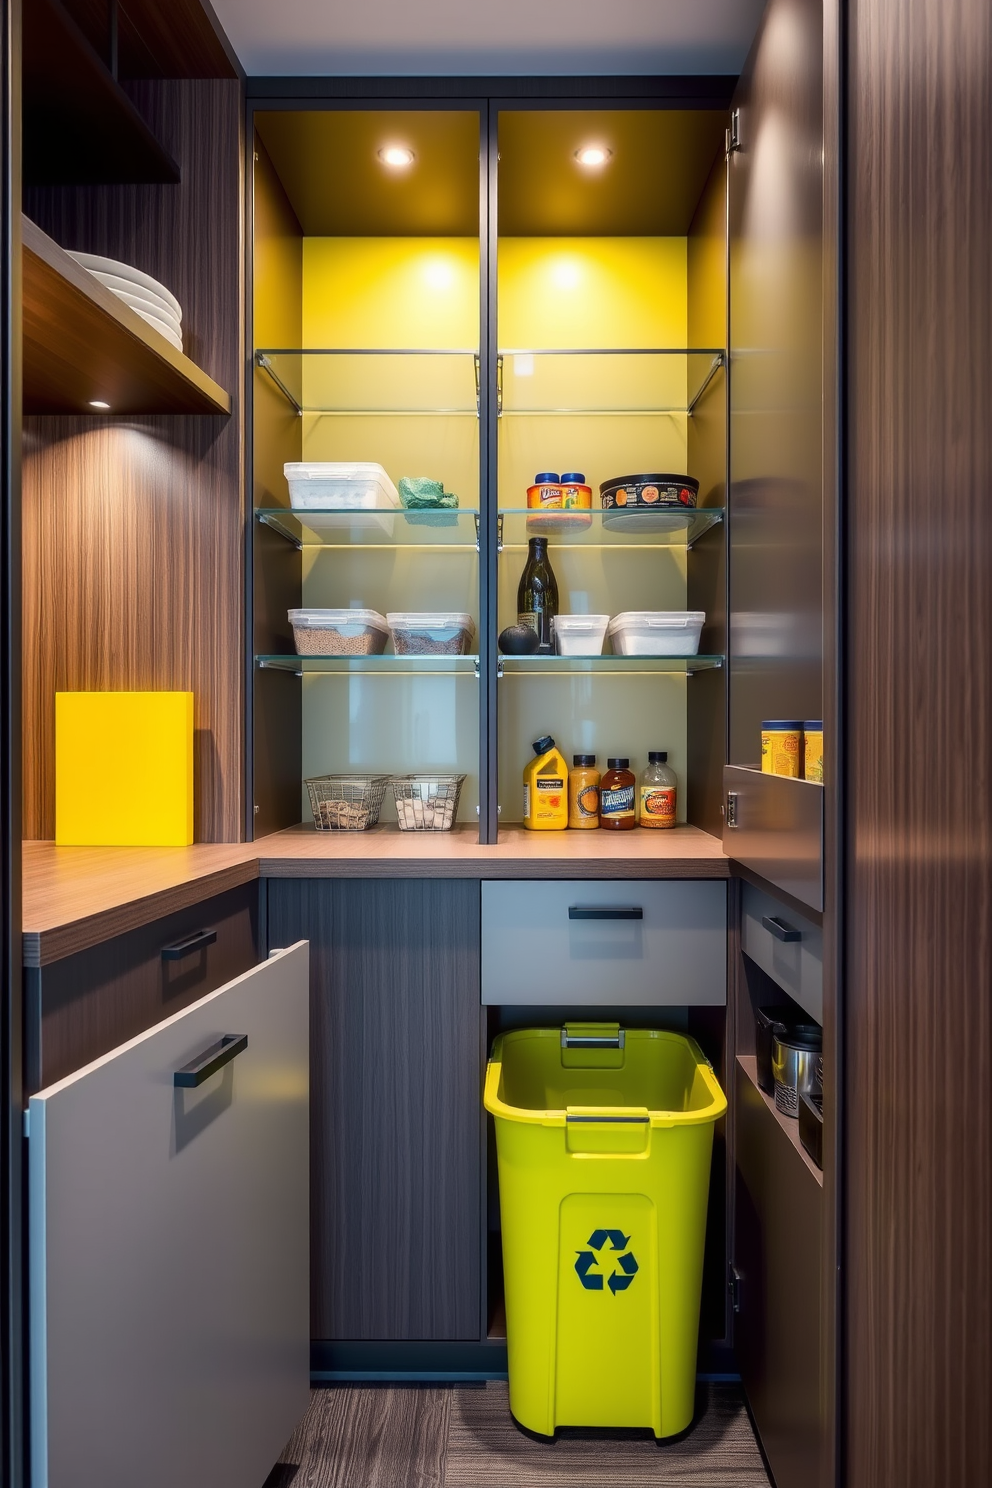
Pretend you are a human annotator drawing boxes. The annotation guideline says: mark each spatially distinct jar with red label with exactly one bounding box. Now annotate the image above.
[639,750,678,828]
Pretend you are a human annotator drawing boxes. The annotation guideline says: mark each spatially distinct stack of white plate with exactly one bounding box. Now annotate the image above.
[68,252,183,353]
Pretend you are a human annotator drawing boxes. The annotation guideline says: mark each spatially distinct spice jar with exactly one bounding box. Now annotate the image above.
[761,721,802,778]
[599,758,636,830]
[568,755,600,828]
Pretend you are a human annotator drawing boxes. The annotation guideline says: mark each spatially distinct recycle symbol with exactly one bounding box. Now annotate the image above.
[574,1229,639,1295]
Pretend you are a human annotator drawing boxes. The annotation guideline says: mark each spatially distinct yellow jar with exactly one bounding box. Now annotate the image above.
[804,722,823,783]
[761,721,802,778]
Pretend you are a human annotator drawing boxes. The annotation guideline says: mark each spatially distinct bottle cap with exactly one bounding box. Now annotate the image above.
[534,472,559,484]
[648,751,668,763]
[560,471,585,484]
[573,754,596,766]
[607,757,630,769]
[532,735,556,755]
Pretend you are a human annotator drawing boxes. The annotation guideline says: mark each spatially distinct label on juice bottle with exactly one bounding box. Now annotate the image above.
[600,784,635,820]
[536,777,564,812]
[640,785,677,828]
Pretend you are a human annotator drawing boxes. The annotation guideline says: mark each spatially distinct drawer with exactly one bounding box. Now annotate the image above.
[740,882,822,1023]
[481,879,726,1006]
[26,882,261,1093]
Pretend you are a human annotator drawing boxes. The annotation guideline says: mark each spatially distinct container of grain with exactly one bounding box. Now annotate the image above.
[289,609,388,656]
[386,613,474,657]
[391,774,466,831]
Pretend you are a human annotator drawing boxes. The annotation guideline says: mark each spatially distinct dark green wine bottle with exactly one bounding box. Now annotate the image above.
[517,536,559,654]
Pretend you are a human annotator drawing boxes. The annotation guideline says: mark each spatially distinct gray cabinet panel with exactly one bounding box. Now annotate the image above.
[735,1065,822,1488]
[29,944,310,1488]
[741,881,822,1024]
[482,879,726,1006]
[268,878,482,1341]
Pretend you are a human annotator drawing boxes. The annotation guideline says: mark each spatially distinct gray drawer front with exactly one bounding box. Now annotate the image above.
[482,879,726,1006]
[27,882,260,1093]
[741,882,822,1023]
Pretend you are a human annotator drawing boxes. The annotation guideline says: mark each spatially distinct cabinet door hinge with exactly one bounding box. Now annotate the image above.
[729,1262,742,1313]
[727,109,741,156]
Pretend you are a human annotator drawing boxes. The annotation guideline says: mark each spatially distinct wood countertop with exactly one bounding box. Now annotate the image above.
[22,825,729,965]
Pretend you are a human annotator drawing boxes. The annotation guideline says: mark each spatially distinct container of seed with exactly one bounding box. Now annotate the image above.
[305,774,390,830]
[289,609,388,656]
[386,613,474,657]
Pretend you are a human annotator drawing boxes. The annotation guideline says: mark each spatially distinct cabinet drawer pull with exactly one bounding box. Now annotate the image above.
[762,915,801,943]
[568,906,643,921]
[162,928,217,961]
[174,1034,248,1088]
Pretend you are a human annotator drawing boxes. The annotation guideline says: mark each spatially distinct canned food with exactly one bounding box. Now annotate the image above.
[761,721,802,778]
[804,721,823,783]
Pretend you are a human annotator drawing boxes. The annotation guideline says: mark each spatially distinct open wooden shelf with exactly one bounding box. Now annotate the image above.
[737,1054,823,1187]
[23,0,181,186]
[22,217,232,417]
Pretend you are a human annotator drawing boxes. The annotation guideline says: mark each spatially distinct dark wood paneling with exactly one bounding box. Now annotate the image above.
[22,215,230,413]
[735,1062,822,1488]
[26,881,259,1093]
[268,878,482,1341]
[728,0,824,764]
[250,135,302,836]
[846,1,992,1484]
[22,78,245,842]
[61,1,239,80]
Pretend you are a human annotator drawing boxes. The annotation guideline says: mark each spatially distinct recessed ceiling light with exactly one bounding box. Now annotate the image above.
[89,400,111,410]
[574,145,612,168]
[378,145,415,168]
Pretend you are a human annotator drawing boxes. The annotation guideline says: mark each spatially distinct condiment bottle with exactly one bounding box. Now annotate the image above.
[522,735,569,830]
[517,536,559,654]
[599,757,636,830]
[761,720,802,777]
[568,755,600,828]
[639,751,678,828]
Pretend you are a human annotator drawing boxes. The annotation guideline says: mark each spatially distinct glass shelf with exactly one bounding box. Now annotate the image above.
[256,507,480,549]
[498,507,723,549]
[256,654,480,676]
[497,348,724,418]
[498,654,724,676]
[255,349,480,417]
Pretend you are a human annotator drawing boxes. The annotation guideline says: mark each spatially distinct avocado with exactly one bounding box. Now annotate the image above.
[499,624,540,655]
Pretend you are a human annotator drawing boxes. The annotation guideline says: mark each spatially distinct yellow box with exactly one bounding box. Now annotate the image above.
[55,692,194,846]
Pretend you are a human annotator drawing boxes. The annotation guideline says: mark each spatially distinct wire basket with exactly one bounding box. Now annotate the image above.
[391,774,467,831]
[305,774,390,831]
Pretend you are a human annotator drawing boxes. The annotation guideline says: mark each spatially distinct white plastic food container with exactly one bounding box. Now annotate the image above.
[284,461,400,511]
[608,611,706,657]
[387,612,475,657]
[288,608,389,656]
[552,614,610,656]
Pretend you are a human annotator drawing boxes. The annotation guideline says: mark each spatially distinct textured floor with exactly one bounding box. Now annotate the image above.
[268,1380,771,1488]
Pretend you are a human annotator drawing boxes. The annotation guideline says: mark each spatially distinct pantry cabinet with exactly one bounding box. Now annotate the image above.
[267,877,485,1346]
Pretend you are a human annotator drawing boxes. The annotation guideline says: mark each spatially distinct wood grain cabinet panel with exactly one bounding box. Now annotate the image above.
[267,878,483,1342]
[26,881,260,1093]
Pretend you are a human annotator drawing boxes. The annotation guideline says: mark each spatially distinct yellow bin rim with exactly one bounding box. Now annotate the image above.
[484,1026,727,1129]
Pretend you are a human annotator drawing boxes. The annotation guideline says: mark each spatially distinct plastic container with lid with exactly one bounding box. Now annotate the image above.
[553,614,610,657]
[608,612,705,657]
[803,721,824,783]
[288,608,388,656]
[526,470,592,533]
[283,461,400,511]
[761,721,802,777]
[386,612,474,657]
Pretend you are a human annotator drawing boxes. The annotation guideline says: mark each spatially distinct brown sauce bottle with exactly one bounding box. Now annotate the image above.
[599,757,636,830]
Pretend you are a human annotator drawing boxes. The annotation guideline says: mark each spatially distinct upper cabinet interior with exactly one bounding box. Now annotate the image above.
[249,101,731,841]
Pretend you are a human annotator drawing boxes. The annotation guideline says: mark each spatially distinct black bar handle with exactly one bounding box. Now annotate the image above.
[762,915,801,943]
[568,906,644,921]
[162,928,217,961]
[174,1034,247,1088]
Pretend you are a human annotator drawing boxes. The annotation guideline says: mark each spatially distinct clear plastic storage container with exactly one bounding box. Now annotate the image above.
[386,612,474,656]
[608,611,705,657]
[553,614,610,657]
[288,609,389,656]
[283,461,400,511]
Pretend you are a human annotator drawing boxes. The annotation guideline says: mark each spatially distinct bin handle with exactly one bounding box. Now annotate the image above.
[561,1028,625,1050]
[566,1113,648,1125]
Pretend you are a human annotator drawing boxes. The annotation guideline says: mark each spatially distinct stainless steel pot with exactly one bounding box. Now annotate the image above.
[772,1031,822,1116]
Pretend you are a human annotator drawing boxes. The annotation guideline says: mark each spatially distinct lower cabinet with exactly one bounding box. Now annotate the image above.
[28,943,310,1488]
[734,1066,823,1488]
[268,877,483,1342]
